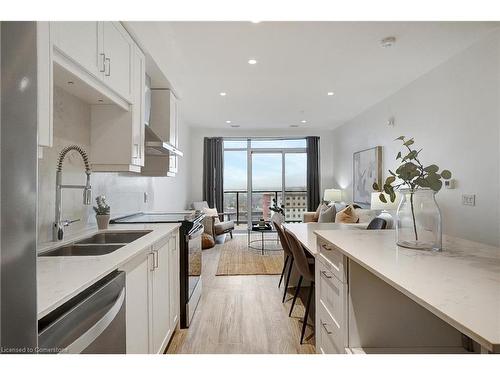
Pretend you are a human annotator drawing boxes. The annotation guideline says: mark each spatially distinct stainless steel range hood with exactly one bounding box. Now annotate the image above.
[145,126,183,157]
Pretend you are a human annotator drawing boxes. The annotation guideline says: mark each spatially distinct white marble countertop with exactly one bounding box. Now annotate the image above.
[314,229,500,351]
[37,223,180,319]
[283,222,366,256]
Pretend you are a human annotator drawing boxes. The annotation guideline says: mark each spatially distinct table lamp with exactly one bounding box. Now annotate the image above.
[324,189,342,203]
[370,192,401,229]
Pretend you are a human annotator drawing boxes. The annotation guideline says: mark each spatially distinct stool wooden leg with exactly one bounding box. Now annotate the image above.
[278,255,289,288]
[300,282,314,344]
[289,275,303,317]
[282,257,294,303]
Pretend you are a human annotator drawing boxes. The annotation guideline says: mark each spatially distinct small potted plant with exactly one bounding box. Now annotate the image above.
[93,195,111,230]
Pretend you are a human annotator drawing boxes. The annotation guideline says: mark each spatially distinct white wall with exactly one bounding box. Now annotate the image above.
[332,30,500,246]
[37,87,191,243]
[189,127,335,204]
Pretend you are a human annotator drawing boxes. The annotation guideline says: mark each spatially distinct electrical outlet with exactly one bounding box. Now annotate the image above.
[462,194,475,206]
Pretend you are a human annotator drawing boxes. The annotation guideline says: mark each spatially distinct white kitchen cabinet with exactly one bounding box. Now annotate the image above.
[37,21,53,150]
[51,21,132,103]
[121,249,153,354]
[151,237,171,354]
[51,21,103,79]
[90,44,145,172]
[120,229,180,354]
[169,233,180,330]
[131,44,146,167]
[102,22,133,102]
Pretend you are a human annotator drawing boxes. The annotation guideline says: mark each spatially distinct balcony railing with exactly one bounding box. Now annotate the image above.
[223,190,308,225]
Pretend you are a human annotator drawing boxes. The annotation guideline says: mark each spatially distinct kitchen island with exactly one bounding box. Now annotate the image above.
[288,226,500,354]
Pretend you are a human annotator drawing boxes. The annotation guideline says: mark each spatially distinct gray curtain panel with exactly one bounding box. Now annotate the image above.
[203,137,224,212]
[306,136,321,211]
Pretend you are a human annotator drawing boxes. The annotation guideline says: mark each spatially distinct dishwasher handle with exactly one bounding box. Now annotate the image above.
[64,287,125,354]
[38,271,126,354]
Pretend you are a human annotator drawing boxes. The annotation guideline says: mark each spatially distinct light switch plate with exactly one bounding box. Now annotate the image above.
[462,194,475,206]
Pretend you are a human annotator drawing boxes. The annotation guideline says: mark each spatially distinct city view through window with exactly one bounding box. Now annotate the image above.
[223,139,307,226]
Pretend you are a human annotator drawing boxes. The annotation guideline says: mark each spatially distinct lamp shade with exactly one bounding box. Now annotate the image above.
[324,188,342,202]
[371,192,401,210]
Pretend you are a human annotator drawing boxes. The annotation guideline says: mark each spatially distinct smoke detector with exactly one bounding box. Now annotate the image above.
[380,36,396,48]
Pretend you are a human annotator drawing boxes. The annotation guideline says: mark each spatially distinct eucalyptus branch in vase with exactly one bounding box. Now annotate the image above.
[373,136,452,241]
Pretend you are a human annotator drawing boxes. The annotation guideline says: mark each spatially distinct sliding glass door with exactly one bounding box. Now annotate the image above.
[250,152,283,223]
[223,138,307,229]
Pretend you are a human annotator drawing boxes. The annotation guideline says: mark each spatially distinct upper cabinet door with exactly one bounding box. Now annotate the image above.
[51,21,103,78]
[102,22,133,102]
[131,45,146,167]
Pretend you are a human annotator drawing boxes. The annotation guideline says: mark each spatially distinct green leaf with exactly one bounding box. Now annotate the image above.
[429,179,443,192]
[403,138,414,147]
[395,136,405,141]
[424,164,439,173]
[396,151,402,160]
[389,190,396,203]
[379,193,387,203]
[383,184,392,195]
[415,177,429,188]
[372,182,380,191]
[441,170,452,179]
[385,176,396,185]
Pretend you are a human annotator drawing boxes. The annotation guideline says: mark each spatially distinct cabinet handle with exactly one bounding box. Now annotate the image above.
[149,253,155,271]
[321,270,332,279]
[133,143,139,158]
[99,53,106,72]
[321,321,333,335]
[321,243,333,251]
[154,250,159,269]
[105,57,111,76]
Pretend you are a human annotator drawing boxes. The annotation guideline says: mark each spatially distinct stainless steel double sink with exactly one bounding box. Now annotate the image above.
[39,231,152,257]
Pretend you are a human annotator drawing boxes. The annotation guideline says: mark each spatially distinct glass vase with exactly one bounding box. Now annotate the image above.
[396,188,442,251]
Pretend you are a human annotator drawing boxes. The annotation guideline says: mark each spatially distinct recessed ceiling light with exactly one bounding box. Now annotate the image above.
[290,124,299,128]
[250,20,261,24]
[380,36,396,48]
[230,124,241,128]
[248,59,258,65]
[327,92,334,96]
[219,92,227,96]
[226,120,232,124]
[301,120,307,124]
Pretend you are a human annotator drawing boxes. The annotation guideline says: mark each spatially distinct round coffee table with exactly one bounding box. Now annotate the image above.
[248,223,282,255]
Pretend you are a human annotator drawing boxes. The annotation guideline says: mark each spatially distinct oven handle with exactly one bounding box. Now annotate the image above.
[188,224,204,240]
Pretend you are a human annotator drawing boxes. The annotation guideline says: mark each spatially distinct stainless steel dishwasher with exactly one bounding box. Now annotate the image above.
[38,271,126,354]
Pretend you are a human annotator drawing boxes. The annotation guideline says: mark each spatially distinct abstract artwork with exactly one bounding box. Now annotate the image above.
[353,146,382,205]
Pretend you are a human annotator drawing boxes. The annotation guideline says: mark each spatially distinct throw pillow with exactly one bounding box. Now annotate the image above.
[335,205,360,224]
[318,205,336,223]
[355,208,375,223]
[313,203,327,221]
[202,207,220,223]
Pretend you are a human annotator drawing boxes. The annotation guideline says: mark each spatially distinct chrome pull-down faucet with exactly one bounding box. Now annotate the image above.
[54,145,92,241]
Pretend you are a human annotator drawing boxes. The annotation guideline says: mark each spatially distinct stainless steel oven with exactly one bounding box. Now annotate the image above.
[185,222,204,326]
[110,211,205,328]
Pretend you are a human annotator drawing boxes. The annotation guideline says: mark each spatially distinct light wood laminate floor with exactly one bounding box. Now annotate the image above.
[167,235,315,354]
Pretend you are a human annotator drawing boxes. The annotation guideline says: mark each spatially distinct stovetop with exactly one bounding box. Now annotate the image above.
[110,211,203,224]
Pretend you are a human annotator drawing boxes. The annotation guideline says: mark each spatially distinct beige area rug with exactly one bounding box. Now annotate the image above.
[215,234,284,276]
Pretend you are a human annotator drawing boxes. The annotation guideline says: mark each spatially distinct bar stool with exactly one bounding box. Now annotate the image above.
[273,222,295,303]
[284,228,315,345]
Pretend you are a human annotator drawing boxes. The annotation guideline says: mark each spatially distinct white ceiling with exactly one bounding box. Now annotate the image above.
[126,21,499,129]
